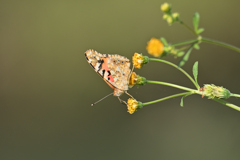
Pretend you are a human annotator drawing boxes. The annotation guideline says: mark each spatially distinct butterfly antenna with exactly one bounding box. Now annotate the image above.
[91,92,113,106]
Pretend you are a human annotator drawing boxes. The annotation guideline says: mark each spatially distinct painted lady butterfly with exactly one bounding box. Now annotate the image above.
[85,49,132,100]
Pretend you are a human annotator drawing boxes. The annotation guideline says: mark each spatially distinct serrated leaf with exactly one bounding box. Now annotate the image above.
[193,43,200,50]
[160,37,168,46]
[178,47,193,67]
[193,12,200,32]
[197,28,204,34]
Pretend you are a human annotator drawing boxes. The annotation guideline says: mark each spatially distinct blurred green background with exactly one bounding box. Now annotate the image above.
[1,0,240,159]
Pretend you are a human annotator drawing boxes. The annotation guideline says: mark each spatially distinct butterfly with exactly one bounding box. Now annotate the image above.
[84,49,133,104]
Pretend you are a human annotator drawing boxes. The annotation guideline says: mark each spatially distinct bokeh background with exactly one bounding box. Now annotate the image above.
[1,0,240,159]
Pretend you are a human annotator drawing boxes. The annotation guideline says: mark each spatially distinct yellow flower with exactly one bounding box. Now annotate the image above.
[127,98,142,114]
[132,52,149,69]
[128,72,146,88]
[129,72,137,88]
[172,12,179,20]
[132,53,144,69]
[163,14,169,20]
[146,38,164,57]
[166,16,173,25]
[161,3,171,13]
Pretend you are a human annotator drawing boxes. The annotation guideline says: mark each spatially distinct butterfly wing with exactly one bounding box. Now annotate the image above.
[106,54,131,91]
[85,49,131,95]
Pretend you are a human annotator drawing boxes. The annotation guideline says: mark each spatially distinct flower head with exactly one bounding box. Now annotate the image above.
[172,12,179,20]
[129,72,137,88]
[146,38,164,57]
[203,84,231,99]
[166,16,173,25]
[163,14,169,20]
[128,72,146,88]
[161,3,171,13]
[127,98,143,114]
[132,52,149,69]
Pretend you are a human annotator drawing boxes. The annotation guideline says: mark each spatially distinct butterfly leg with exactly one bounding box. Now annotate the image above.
[118,96,127,105]
[125,91,134,99]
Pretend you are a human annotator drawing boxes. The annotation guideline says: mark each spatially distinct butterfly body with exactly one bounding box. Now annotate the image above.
[85,49,131,97]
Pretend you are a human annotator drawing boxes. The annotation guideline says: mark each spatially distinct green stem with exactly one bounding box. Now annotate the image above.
[178,45,192,51]
[145,81,240,111]
[201,37,240,53]
[231,93,240,98]
[213,98,240,112]
[178,20,240,53]
[171,39,198,47]
[142,92,190,106]
[147,80,195,92]
[178,20,198,36]
[149,58,199,89]
[142,92,240,112]
[141,86,240,111]
[171,37,240,53]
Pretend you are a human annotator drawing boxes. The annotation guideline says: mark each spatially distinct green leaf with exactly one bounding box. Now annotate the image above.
[193,43,200,50]
[180,96,184,107]
[177,51,184,57]
[178,47,193,67]
[197,28,204,34]
[193,12,200,32]
[192,61,198,81]
[180,93,192,107]
[159,51,168,58]
[192,61,200,89]
[160,37,168,46]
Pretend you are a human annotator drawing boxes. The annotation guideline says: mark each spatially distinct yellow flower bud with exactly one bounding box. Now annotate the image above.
[161,3,171,13]
[163,14,169,20]
[172,12,179,20]
[167,16,173,25]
